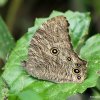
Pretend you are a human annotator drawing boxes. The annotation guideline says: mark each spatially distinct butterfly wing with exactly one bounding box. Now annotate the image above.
[23,16,87,83]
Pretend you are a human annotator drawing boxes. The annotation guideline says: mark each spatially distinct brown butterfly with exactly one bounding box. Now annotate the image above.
[22,16,87,83]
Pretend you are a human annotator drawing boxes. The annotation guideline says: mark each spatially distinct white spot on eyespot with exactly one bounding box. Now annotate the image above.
[30,68,33,71]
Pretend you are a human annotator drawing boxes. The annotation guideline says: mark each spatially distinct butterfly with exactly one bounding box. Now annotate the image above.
[22,16,87,83]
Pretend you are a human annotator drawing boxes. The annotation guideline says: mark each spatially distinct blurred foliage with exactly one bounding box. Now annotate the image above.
[0,0,7,7]
[0,17,15,62]
[0,0,100,40]
[0,17,15,74]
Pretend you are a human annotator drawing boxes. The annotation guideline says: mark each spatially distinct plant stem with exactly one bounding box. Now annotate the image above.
[6,0,24,32]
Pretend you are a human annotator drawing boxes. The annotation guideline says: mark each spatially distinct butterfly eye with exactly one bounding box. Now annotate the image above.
[50,47,59,55]
[73,68,80,74]
[76,63,81,67]
[77,75,81,80]
[67,57,71,61]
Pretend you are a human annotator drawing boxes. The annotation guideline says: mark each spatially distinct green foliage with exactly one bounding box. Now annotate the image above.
[17,90,42,100]
[0,11,100,100]
[80,33,100,85]
[0,77,9,100]
[0,0,7,7]
[0,17,15,100]
[0,17,15,62]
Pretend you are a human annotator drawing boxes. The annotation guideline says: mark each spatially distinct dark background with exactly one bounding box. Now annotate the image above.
[0,0,100,40]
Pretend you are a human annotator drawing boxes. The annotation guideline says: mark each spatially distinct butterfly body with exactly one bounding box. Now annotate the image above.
[23,16,87,83]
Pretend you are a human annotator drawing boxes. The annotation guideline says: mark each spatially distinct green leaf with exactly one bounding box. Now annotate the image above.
[80,34,100,99]
[1,11,97,100]
[0,17,15,62]
[17,90,42,100]
[80,33,100,85]
[0,77,9,100]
